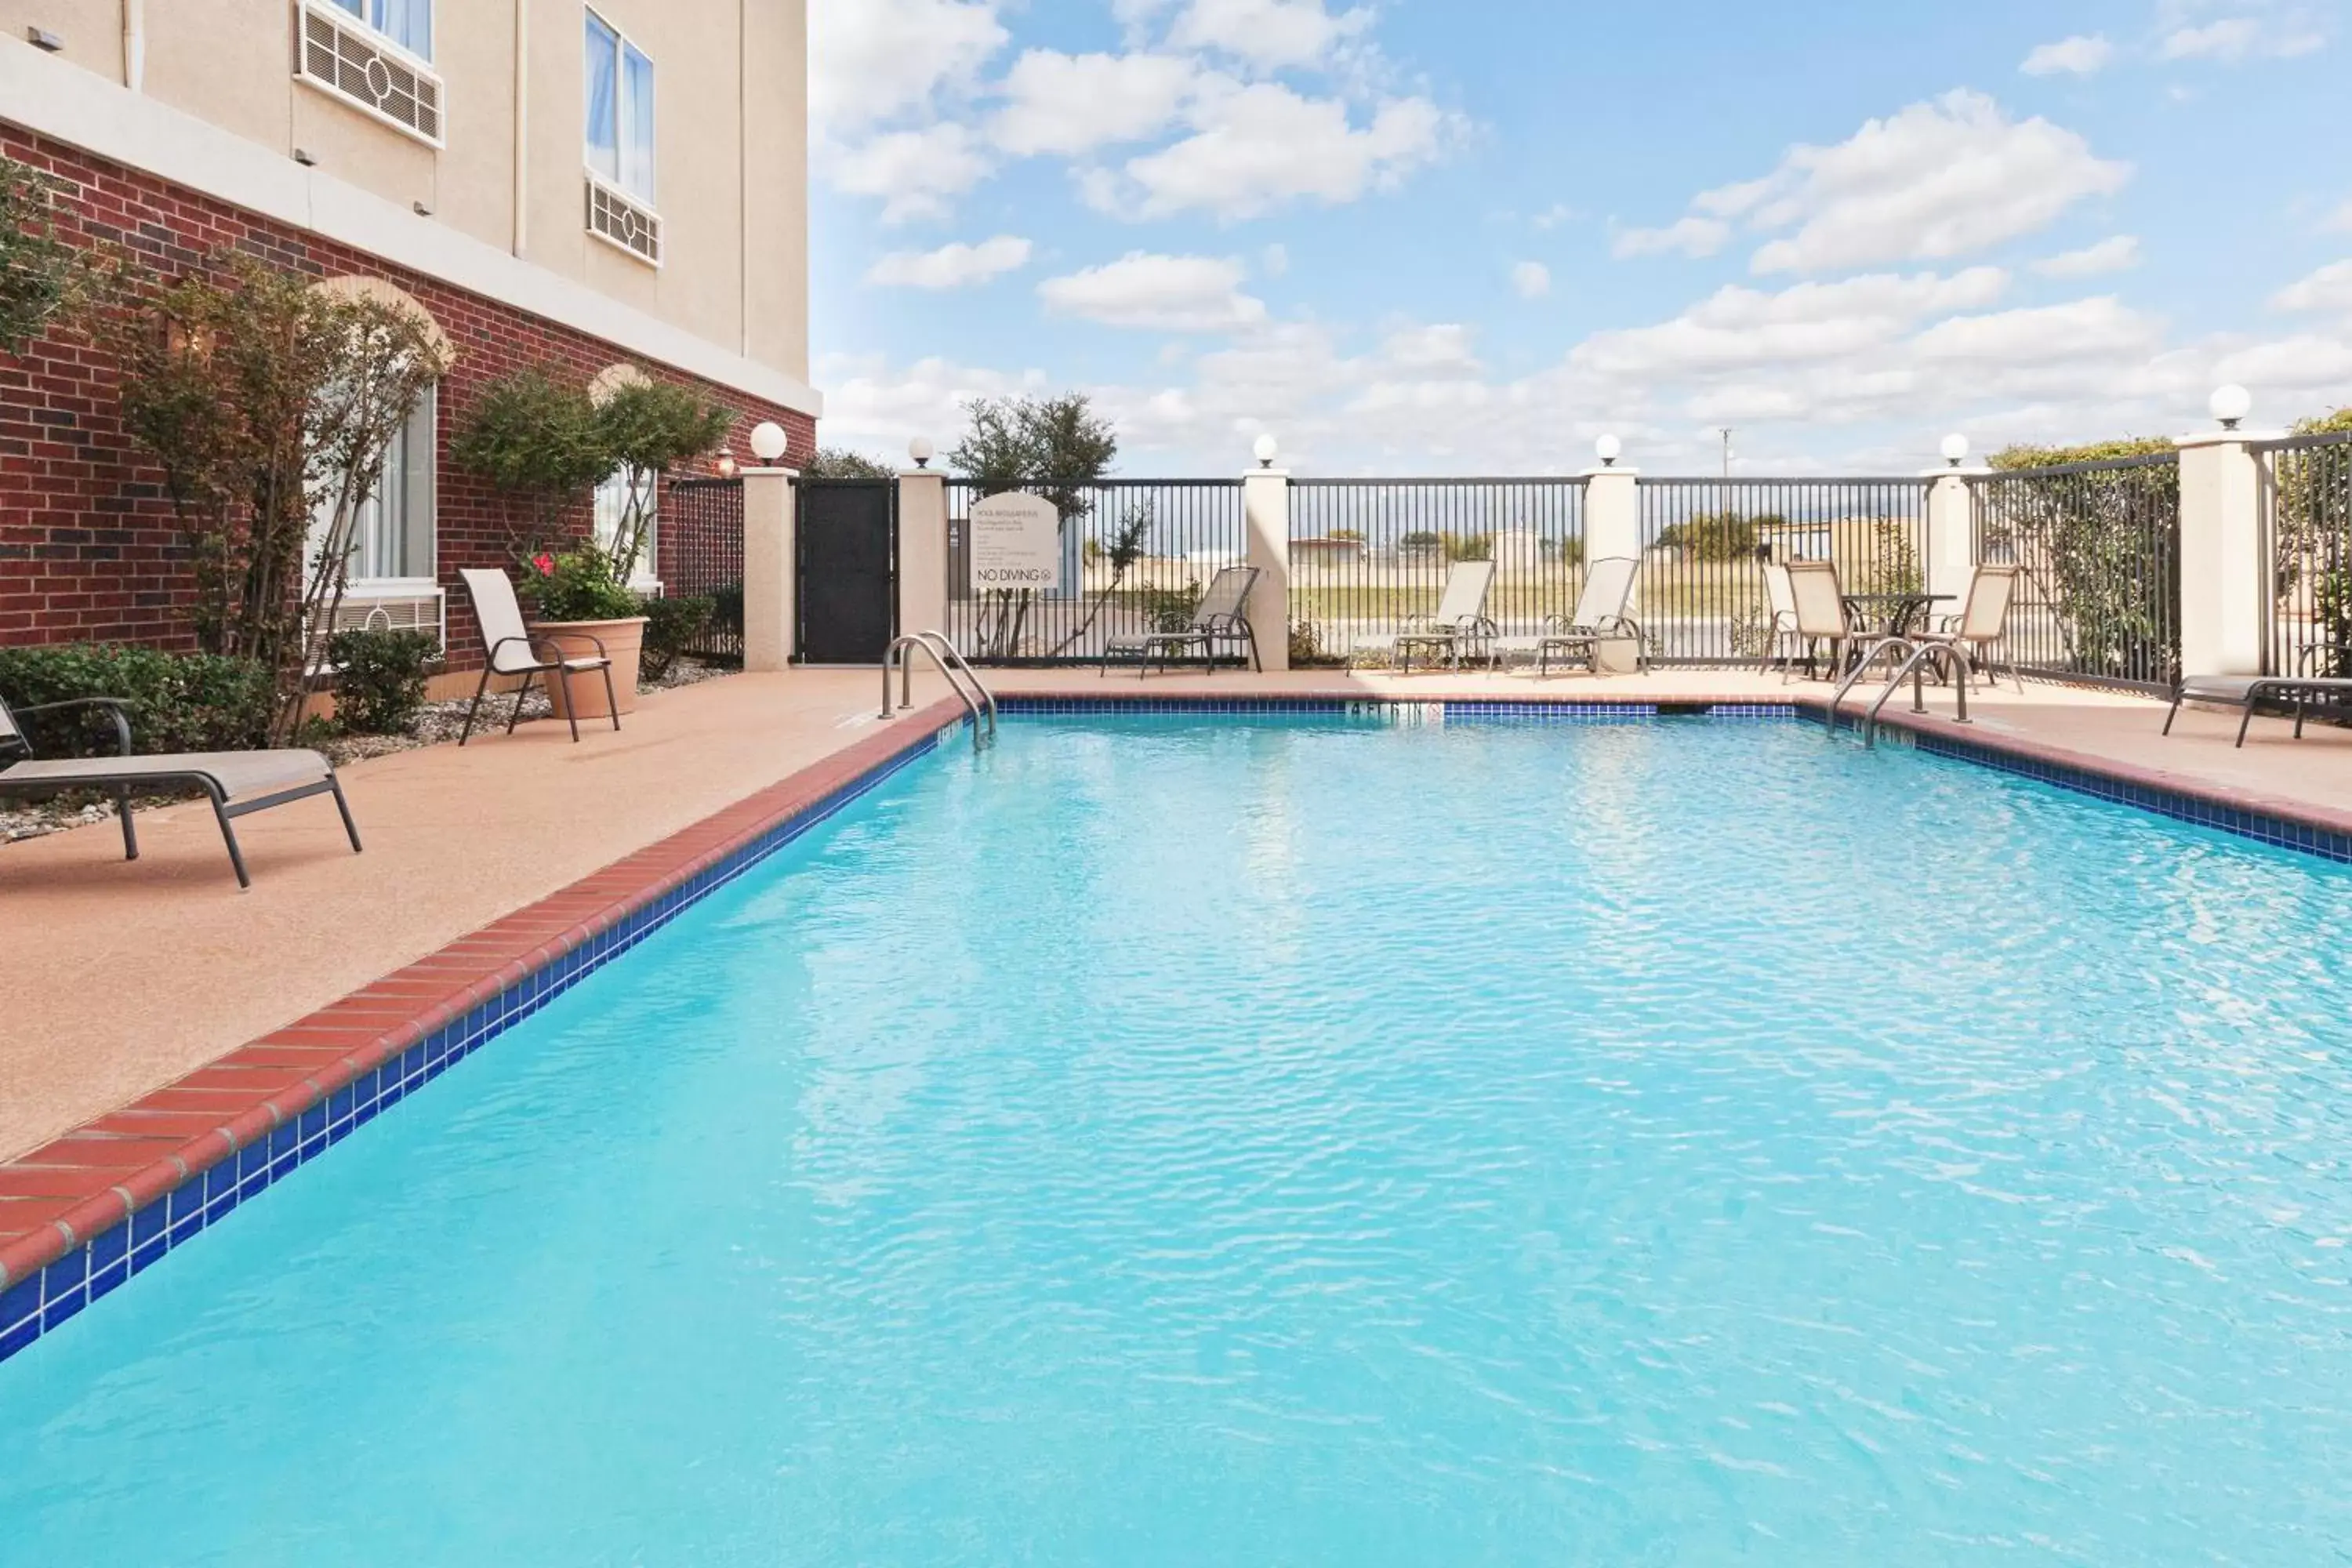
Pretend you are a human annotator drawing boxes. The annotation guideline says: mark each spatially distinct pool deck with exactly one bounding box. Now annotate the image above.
[3,662,2349,1300]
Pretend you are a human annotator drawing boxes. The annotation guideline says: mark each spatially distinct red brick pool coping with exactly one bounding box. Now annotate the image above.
[0,698,967,1292]
[6,685,2349,1294]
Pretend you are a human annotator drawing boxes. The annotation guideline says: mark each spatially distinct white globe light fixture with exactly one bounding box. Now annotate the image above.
[749,421,789,463]
[1940,433,1970,467]
[2209,383,2252,430]
[1253,433,1280,468]
[1595,434,1622,467]
[909,435,935,469]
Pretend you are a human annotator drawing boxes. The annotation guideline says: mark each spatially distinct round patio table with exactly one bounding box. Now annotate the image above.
[1842,591,1954,639]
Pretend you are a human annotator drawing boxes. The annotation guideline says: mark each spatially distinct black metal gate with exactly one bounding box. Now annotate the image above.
[662,477,746,663]
[797,478,898,664]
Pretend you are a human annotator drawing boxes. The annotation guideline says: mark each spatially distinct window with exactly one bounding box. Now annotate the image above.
[594,466,659,589]
[584,11,655,205]
[314,387,438,589]
[328,0,431,60]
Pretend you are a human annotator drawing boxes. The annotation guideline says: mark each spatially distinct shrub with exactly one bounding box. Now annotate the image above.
[0,644,274,757]
[516,546,641,622]
[641,595,716,680]
[326,628,437,734]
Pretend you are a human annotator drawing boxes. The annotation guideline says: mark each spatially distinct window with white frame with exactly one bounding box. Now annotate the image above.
[328,0,433,60]
[313,387,438,590]
[584,11,655,205]
[594,466,659,590]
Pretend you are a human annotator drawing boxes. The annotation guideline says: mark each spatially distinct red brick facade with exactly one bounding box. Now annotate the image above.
[0,125,815,670]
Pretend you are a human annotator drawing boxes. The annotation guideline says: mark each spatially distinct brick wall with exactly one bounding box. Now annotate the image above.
[0,124,816,670]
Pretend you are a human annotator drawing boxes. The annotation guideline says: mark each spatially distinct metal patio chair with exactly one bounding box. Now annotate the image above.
[1101,564,1262,677]
[1781,561,1871,681]
[1493,556,1645,677]
[456,568,622,744]
[0,689,361,888]
[1758,561,1804,676]
[1354,559,1498,673]
[1908,564,2024,693]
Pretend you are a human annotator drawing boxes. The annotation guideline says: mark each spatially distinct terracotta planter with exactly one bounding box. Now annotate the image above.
[535,615,647,720]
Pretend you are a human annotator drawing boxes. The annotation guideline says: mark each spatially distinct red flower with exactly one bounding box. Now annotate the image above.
[532,553,555,575]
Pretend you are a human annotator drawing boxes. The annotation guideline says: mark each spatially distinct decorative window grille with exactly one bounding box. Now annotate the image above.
[586,176,663,267]
[296,0,445,147]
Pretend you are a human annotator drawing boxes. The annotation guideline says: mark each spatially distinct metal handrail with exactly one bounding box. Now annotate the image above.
[882,631,998,750]
[1824,635,1917,734]
[1861,641,1970,750]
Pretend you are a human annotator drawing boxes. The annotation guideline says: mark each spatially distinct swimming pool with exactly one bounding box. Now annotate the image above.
[5,710,2352,1563]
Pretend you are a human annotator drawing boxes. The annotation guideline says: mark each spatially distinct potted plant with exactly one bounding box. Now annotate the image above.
[515,543,648,720]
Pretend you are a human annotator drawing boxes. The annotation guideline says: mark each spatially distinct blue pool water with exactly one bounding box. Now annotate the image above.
[6,714,2352,1563]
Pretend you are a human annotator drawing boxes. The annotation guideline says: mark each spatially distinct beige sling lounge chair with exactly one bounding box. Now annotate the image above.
[457,568,622,746]
[0,690,360,888]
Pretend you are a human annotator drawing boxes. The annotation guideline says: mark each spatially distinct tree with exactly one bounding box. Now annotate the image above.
[109,252,451,741]
[449,369,612,556]
[803,446,894,479]
[948,393,1120,659]
[0,155,109,359]
[595,376,732,584]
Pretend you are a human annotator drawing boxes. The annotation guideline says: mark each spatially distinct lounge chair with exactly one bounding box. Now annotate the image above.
[1907,564,2023,693]
[457,568,622,744]
[1495,556,1644,677]
[1101,564,1262,677]
[1356,559,1497,673]
[0,690,360,888]
[2165,648,2352,748]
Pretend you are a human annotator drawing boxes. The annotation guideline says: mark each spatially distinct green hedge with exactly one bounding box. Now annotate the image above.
[0,643,275,757]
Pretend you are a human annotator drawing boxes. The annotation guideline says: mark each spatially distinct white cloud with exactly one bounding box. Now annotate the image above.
[1378,324,1483,374]
[1704,91,2132,274]
[2021,34,2115,75]
[1163,0,1372,70]
[814,353,1046,453]
[810,0,1007,132]
[1612,216,1731,260]
[990,50,1198,157]
[826,125,993,225]
[1512,261,1552,299]
[1531,203,1579,230]
[1911,297,2163,365]
[1092,82,1455,221]
[2033,235,2142,277]
[1038,252,1269,331]
[2329,199,2352,233]
[2274,260,2352,316]
[1570,269,2011,380]
[866,236,1034,289]
[1262,242,1290,277]
[2161,16,2325,60]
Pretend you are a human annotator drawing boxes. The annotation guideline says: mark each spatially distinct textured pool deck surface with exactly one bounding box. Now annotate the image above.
[2,662,2347,1281]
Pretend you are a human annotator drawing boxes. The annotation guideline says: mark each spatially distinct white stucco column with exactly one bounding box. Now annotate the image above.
[1922,467,1985,606]
[1581,465,1641,564]
[897,470,948,640]
[2176,430,2270,679]
[742,466,797,671]
[1242,466,1291,672]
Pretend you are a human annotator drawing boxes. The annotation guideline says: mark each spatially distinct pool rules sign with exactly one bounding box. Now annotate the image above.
[968,492,1061,592]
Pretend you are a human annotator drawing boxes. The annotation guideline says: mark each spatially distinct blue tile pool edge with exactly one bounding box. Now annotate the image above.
[0,716,967,1369]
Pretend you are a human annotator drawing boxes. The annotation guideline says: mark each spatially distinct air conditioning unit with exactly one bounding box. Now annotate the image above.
[295,0,445,148]
[586,176,663,267]
[304,588,446,671]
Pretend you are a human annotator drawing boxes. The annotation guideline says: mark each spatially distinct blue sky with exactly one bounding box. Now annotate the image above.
[807,0,2352,474]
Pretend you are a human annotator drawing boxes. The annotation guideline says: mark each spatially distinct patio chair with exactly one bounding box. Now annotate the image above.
[2165,646,2352,748]
[1494,557,1646,676]
[0,689,360,889]
[1782,561,1869,681]
[1355,559,1498,673]
[1101,564,1262,677]
[1908,564,2024,693]
[1758,561,1803,675]
[456,568,622,744]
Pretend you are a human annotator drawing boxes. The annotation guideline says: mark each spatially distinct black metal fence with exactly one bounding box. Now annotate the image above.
[1635,478,1929,664]
[2261,430,2352,679]
[943,479,1246,663]
[660,476,746,664]
[1287,479,1588,663]
[1968,455,2180,692]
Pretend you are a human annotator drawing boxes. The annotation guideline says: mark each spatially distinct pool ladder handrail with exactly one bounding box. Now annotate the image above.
[883,631,998,750]
[1825,636,1972,750]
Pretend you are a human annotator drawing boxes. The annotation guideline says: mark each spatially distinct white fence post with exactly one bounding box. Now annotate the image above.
[1922,441,1983,608]
[897,468,948,640]
[1243,457,1291,673]
[742,466,797,671]
[1582,457,1640,566]
[2176,388,2270,681]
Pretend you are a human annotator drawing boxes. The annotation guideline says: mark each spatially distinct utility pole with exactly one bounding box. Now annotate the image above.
[1719,428,1733,479]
